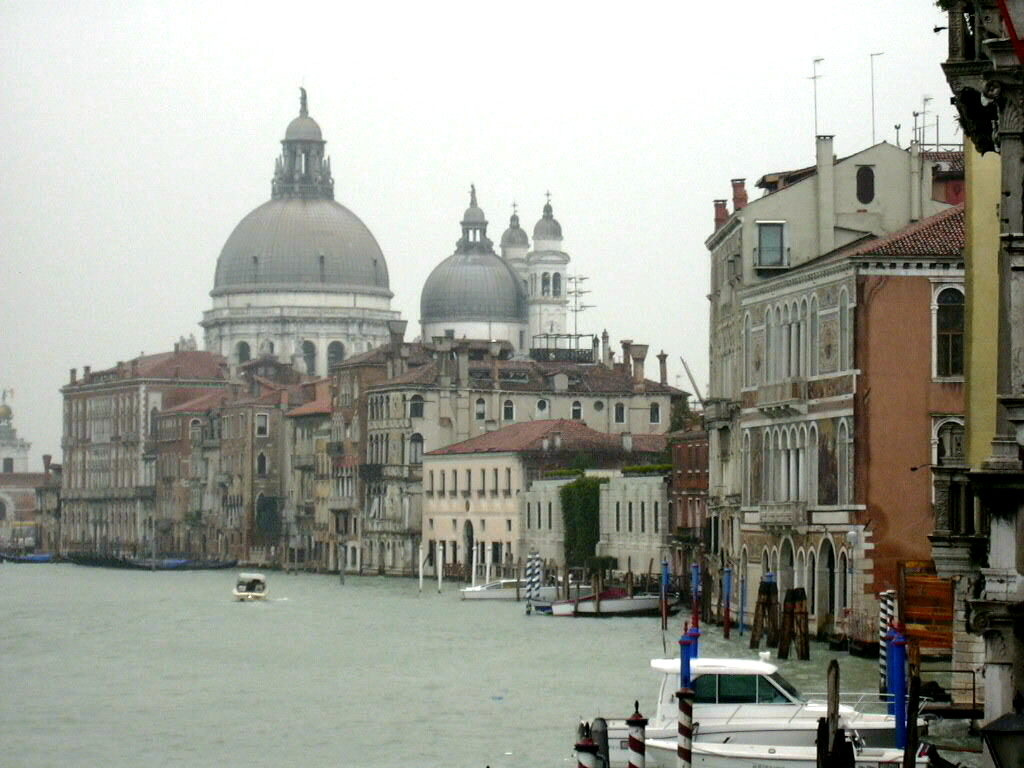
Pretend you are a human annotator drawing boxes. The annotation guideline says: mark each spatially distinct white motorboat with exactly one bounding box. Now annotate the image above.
[551,588,675,617]
[644,738,928,768]
[595,656,918,767]
[233,572,268,601]
[460,579,590,603]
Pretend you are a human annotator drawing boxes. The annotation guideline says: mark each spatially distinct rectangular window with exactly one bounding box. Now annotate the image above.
[616,502,621,532]
[640,502,646,533]
[505,467,512,495]
[757,222,785,267]
[654,501,660,533]
[526,503,532,529]
[255,413,269,436]
[628,502,633,532]
[506,519,512,532]
[547,502,552,529]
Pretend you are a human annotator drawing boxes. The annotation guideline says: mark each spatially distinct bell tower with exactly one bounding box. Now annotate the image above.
[272,88,334,200]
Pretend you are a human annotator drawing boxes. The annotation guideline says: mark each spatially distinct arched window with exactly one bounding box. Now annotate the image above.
[614,403,625,424]
[571,401,582,420]
[807,551,817,614]
[302,341,317,375]
[409,395,424,419]
[937,421,965,465]
[650,403,661,424]
[409,434,424,465]
[809,297,819,377]
[256,453,267,476]
[764,310,773,384]
[503,400,514,421]
[743,314,752,387]
[327,341,345,368]
[236,341,251,364]
[856,166,875,204]
[838,551,849,611]
[837,420,850,505]
[552,273,562,297]
[475,398,486,421]
[542,273,551,296]
[937,288,965,377]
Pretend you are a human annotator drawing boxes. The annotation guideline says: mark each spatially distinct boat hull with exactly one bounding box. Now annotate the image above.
[645,739,924,768]
[551,592,675,617]
[0,552,54,563]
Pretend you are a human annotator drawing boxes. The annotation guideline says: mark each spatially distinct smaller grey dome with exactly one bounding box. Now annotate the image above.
[501,212,530,248]
[463,184,486,224]
[533,200,563,240]
[421,251,527,324]
[285,115,323,142]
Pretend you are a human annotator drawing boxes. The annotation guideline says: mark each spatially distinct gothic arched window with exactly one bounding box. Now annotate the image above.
[409,434,424,465]
[409,395,424,419]
[256,453,267,476]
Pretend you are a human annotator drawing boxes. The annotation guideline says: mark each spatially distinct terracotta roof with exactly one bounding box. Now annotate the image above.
[922,150,964,173]
[164,390,229,414]
[426,419,667,456]
[849,204,964,258]
[286,394,332,417]
[135,350,227,379]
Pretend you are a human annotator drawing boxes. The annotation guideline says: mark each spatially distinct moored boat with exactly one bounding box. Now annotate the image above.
[550,587,676,617]
[644,738,928,768]
[593,656,921,767]
[233,572,268,601]
[0,552,55,563]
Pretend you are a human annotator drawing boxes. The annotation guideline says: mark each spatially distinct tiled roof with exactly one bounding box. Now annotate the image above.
[135,350,227,379]
[164,390,230,414]
[426,419,666,456]
[849,204,964,258]
[922,150,964,173]
[286,394,332,417]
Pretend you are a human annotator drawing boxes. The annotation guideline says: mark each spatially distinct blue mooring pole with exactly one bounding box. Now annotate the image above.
[723,567,733,639]
[891,628,908,750]
[884,623,897,714]
[680,629,693,688]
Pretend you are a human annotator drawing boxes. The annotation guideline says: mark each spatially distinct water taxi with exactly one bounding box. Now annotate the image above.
[233,573,268,601]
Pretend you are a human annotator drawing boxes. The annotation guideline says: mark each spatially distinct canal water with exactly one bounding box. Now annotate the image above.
[1,565,979,767]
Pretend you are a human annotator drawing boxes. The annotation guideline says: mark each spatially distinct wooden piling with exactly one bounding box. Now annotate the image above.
[749,580,768,649]
[777,589,797,660]
[794,587,810,660]
[765,579,780,647]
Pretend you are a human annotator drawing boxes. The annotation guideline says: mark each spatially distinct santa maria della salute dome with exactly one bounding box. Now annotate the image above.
[201,89,399,375]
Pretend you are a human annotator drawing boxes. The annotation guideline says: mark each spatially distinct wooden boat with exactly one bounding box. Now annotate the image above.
[550,587,676,617]
[0,552,54,563]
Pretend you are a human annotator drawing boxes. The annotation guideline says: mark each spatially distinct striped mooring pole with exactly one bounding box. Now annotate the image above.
[676,687,694,768]
[878,589,897,692]
[574,721,599,768]
[626,700,648,768]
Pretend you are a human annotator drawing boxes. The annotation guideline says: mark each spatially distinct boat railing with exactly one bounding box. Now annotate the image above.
[801,691,931,716]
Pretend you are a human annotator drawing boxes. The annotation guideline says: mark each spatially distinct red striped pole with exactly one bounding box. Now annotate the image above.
[574,721,599,768]
[626,700,648,768]
[677,687,694,768]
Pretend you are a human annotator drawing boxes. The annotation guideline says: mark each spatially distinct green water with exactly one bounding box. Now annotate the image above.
[0,565,979,767]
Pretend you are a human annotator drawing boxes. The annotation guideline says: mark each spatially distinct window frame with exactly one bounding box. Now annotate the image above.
[755,221,787,269]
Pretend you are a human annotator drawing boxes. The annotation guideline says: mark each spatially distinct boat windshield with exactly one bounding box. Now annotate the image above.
[769,671,805,702]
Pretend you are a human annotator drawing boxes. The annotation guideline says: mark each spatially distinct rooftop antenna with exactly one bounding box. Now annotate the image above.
[894,123,902,148]
[810,57,825,135]
[912,111,921,144]
[870,52,884,144]
[921,95,933,144]
[566,275,594,352]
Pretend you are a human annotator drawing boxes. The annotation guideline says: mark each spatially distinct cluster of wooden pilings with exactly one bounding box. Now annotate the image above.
[748,576,811,660]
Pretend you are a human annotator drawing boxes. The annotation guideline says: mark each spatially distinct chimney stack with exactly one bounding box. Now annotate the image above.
[630,344,649,389]
[601,330,611,368]
[43,454,52,476]
[620,340,633,378]
[713,199,729,231]
[70,368,77,384]
[657,350,668,385]
[83,366,91,380]
[731,178,747,211]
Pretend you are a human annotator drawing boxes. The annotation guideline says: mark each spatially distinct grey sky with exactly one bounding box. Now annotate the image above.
[1,1,957,465]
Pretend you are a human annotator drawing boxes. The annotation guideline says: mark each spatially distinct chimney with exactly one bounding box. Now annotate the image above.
[591,336,599,363]
[456,344,469,386]
[630,344,649,389]
[388,319,408,351]
[816,135,835,255]
[731,178,748,211]
[174,342,180,353]
[131,359,138,377]
[657,351,668,385]
[621,432,633,453]
[83,366,91,380]
[713,199,729,231]
[910,140,922,221]
[620,339,633,378]
[601,329,611,368]
[70,368,77,384]
[43,454,52,476]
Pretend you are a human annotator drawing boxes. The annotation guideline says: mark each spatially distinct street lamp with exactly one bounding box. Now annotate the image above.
[980,698,1024,768]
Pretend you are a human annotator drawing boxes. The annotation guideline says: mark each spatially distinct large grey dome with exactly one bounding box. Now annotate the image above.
[421,251,527,323]
[212,197,391,297]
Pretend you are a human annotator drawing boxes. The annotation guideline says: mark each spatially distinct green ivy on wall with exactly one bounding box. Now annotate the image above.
[560,476,607,566]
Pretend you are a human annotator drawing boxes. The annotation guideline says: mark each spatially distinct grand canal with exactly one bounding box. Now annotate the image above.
[1,565,979,767]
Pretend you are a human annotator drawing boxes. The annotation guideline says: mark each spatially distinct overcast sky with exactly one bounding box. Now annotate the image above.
[2,1,958,465]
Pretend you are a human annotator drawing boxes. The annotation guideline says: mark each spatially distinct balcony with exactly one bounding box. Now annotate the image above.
[756,379,807,417]
[292,454,315,470]
[759,501,807,528]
